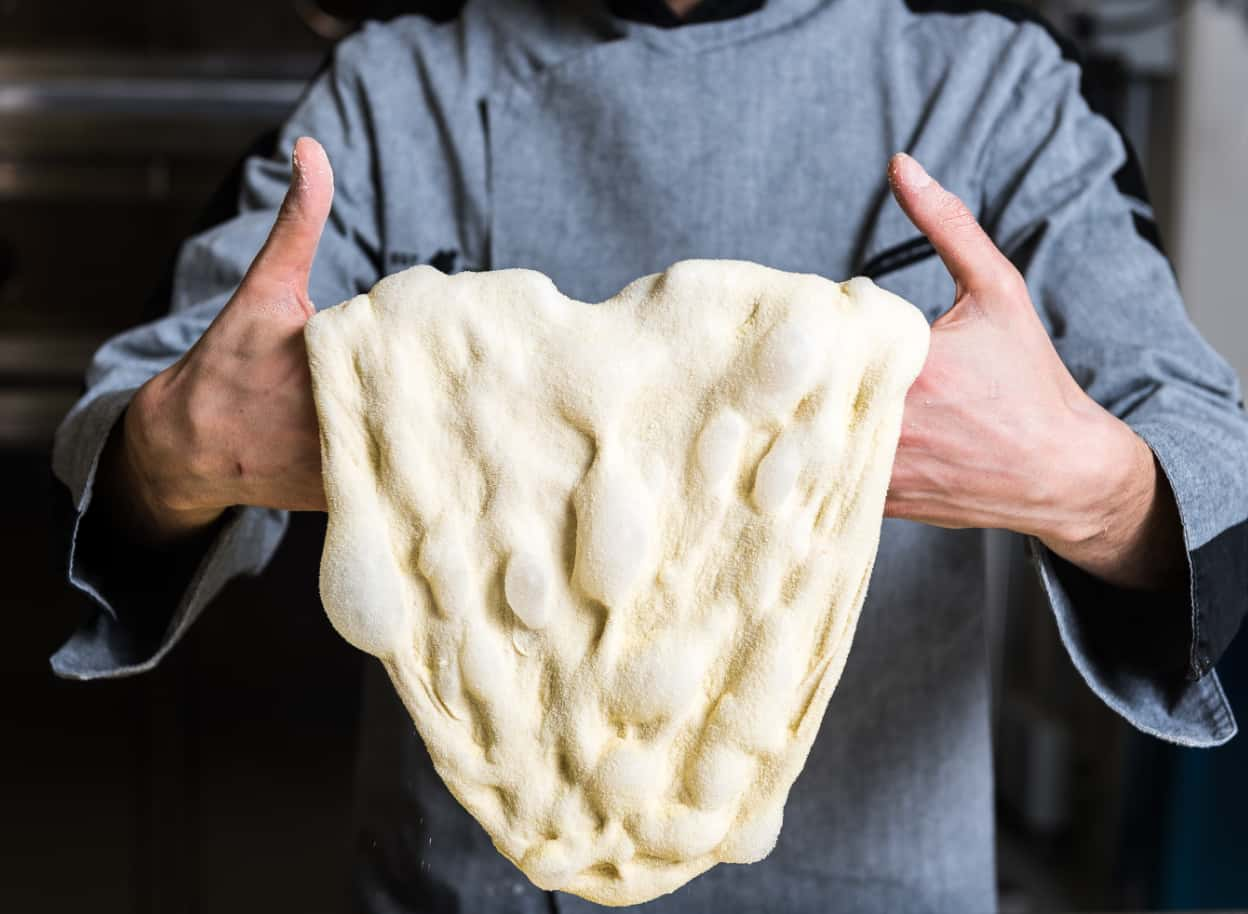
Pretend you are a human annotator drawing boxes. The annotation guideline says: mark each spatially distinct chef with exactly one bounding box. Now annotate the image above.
[51,0,1247,910]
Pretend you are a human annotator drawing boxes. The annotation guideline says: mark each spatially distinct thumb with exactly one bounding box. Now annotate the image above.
[887,153,1017,299]
[243,136,334,308]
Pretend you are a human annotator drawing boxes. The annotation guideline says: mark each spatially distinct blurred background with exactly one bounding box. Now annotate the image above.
[1,0,1245,911]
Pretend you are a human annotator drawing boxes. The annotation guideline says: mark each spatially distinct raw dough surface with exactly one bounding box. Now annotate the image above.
[305,260,929,906]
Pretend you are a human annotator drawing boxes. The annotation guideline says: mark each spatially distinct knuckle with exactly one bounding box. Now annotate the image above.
[181,380,212,442]
[130,374,163,428]
[177,375,231,479]
[988,264,1028,299]
[975,273,1030,317]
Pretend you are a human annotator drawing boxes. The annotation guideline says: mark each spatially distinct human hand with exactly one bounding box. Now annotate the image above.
[881,153,1161,571]
[116,136,333,542]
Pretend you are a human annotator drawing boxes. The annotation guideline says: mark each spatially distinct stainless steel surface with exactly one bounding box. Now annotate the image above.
[0,160,215,201]
[0,50,324,79]
[0,388,82,449]
[0,76,306,118]
[0,47,326,450]
[2,3,361,909]
[0,333,105,379]
[0,52,314,122]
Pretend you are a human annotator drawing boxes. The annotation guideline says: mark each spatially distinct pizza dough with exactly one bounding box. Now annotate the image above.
[304,260,929,906]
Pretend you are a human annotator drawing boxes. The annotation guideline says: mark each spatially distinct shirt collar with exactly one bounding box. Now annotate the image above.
[606,0,766,28]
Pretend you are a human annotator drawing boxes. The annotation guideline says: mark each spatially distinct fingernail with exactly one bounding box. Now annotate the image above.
[892,153,933,190]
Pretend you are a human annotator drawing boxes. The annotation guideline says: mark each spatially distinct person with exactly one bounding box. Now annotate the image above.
[50,0,1248,910]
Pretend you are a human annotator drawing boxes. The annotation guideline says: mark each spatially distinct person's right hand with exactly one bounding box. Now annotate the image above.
[106,136,334,544]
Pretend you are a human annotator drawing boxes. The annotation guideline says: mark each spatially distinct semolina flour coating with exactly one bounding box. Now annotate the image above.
[305,260,929,906]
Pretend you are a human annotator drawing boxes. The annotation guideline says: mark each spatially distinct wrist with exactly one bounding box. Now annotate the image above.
[1034,400,1140,549]
[122,376,224,543]
[1037,403,1183,589]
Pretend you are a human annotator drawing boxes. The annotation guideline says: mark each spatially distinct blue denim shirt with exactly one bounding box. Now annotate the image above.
[50,1,1245,910]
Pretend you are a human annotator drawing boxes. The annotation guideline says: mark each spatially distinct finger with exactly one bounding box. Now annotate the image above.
[247,136,335,299]
[887,153,1018,297]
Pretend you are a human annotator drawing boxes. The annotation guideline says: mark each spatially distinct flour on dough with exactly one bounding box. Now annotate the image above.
[305,260,929,906]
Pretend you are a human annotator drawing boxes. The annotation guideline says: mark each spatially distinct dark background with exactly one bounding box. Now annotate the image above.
[2,1,1245,911]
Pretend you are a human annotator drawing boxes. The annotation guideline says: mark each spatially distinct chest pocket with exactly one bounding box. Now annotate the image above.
[856,234,953,323]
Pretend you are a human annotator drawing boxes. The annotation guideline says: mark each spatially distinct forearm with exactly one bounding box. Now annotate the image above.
[1039,413,1187,593]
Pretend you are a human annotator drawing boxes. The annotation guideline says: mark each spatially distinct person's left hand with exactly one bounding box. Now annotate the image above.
[881,153,1157,566]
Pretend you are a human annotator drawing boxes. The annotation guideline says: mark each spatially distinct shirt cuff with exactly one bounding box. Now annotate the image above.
[49,387,288,679]
[1132,419,1248,679]
[1024,419,1241,747]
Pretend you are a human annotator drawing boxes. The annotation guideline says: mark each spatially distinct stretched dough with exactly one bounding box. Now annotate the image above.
[305,260,929,906]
